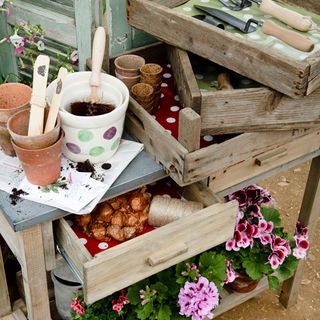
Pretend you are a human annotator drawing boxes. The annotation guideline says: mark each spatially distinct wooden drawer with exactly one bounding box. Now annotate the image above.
[54,183,238,304]
[168,46,320,134]
[127,0,320,98]
[126,95,318,186]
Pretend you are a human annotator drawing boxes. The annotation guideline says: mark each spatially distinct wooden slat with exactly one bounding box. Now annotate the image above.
[127,0,310,98]
[280,156,320,307]
[167,46,201,113]
[200,87,320,134]
[126,97,188,183]
[83,201,237,304]
[22,0,74,18]
[209,130,320,195]
[41,222,56,271]
[8,0,77,47]
[283,0,320,13]
[54,219,92,279]
[178,108,201,152]
[184,129,312,184]
[17,225,51,320]
[0,245,11,317]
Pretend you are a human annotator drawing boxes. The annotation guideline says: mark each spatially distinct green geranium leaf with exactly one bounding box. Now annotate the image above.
[137,302,153,320]
[158,305,172,320]
[151,282,168,296]
[278,267,293,280]
[200,252,227,282]
[268,275,280,289]
[243,260,263,280]
[260,207,281,227]
[127,284,143,305]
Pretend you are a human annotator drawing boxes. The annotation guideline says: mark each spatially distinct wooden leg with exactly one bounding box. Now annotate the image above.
[0,244,11,317]
[18,225,51,320]
[279,156,320,307]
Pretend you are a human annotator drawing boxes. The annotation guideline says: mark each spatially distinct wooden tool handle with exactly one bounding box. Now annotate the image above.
[44,67,68,133]
[147,242,188,267]
[262,20,314,52]
[28,55,50,137]
[260,0,312,32]
[90,27,106,88]
[217,72,234,90]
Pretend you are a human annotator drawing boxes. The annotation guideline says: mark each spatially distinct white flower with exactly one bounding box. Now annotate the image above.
[37,40,45,51]
[70,49,78,62]
[9,34,25,48]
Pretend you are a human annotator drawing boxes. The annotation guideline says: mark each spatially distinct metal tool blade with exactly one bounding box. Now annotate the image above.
[193,15,225,29]
[194,5,257,32]
[218,0,252,11]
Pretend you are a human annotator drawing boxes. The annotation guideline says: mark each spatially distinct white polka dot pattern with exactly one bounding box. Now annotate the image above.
[98,242,109,250]
[163,73,172,79]
[170,106,180,112]
[79,238,87,245]
[203,135,214,142]
[166,117,176,124]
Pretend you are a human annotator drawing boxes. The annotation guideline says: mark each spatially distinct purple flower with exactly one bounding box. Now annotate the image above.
[71,49,79,63]
[178,277,219,320]
[223,260,238,284]
[268,236,291,269]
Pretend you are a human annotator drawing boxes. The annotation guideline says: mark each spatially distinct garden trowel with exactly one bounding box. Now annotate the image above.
[194,5,314,52]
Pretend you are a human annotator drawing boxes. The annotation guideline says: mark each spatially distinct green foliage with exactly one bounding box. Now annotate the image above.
[40,177,68,193]
[260,207,281,227]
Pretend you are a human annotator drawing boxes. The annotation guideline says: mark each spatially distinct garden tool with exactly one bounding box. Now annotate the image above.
[194,5,314,52]
[192,15,225,29]
[218,0,252,11]
[44,67,68,133]
[28,54,50,136]
[221,0,313,31]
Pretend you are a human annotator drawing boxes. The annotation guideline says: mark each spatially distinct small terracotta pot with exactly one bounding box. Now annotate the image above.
[227,274,260,293]
[7,107,60,150]
[114,54,145,77]
[131,83,154,102]
[0,83,32,156]
[115,70,140,90]
[140,63,163,82]
[12,130,64,186]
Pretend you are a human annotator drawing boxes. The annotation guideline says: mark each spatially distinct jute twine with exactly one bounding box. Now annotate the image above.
[148,195,203,227]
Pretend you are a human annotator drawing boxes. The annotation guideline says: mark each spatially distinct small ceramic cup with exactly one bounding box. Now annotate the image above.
[114,54,145,77]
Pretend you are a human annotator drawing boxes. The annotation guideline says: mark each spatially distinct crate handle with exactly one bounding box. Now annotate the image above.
[147,242,188,267]
[255,147,287,166]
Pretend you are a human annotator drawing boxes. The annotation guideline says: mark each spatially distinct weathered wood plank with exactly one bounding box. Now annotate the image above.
[282,0,320,13]
[41,222,56,271]
[200,87,320,134]
[83,201,237,304]
[280,156,320,307]
[209,130,320,195]
[178,108,201,152]
[22,0,74,18]
[126,97,188,183]
[18,225,51,320]
[167,46,201,112]
[0,245,11,317]
[127,0,311,98]
[184,129,312,184]
[8,0,77,47]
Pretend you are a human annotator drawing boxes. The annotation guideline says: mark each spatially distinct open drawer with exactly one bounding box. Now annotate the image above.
[54,182,238,304]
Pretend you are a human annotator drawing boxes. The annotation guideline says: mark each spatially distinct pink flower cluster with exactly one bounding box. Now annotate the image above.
[223,260,238,284]
[293,222,309,259]
[71,297,85,316]
[178,277,219,320]
[112,290,130,313]
[139,285,157,306]
[268,236,291,269]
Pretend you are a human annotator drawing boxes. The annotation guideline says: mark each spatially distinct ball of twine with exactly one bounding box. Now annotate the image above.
[148,195,203,227]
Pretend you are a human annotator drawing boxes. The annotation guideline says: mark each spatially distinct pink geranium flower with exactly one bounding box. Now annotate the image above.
[71,298,85,316]
[179,277,219,320]
[223,260,238,284]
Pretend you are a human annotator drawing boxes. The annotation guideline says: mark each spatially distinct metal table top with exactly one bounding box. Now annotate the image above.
[0,150,166,232]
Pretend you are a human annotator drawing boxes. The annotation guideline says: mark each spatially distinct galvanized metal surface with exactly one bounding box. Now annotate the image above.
[0,150,166,232]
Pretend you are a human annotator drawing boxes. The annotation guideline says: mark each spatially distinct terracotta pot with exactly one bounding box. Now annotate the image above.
[12,130,64,186]
[115,70,140,90]
[0,83,32,156]
[7,107,60,150]
[114,54,145,77]
[227,274,260,293]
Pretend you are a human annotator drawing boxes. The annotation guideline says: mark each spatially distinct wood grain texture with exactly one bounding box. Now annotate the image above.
[280,156,320,307]
[282,0,320,13]
[184,129,312,184]
[18,225,51,320]
[127,0,315,98]
[83,201,237,304]
[209,130,320,195]
[178,108,201,152]
[167,46,201,112]
[0,245,11,317]
[41,222,56,271]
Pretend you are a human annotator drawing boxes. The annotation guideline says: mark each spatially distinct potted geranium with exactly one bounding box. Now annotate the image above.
[220,185,310,292]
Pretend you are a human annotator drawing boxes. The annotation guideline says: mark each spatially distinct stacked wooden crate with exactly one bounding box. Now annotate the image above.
[124,0,320,193]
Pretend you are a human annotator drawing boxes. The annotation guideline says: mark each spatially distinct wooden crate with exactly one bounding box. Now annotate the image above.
[127,0,320,98]
[168,46,320,134]
[126,95,320,185]
[54,182,238,304]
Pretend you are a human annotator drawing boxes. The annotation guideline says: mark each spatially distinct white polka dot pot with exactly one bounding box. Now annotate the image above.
[46,72,129,163]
